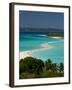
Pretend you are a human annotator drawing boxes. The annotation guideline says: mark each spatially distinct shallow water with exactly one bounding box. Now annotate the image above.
[19,32,64,63]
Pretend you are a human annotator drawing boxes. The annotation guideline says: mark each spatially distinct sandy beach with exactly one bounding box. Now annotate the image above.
[51,37,63,39]
[19,43,52,59]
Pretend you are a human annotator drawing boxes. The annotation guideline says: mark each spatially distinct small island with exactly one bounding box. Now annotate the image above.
[47,32,64,38]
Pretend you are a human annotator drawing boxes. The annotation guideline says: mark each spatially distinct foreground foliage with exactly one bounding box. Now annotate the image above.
[19,57,64,79]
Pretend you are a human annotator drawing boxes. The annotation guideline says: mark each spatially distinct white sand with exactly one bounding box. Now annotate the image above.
[19,51,32,59]
[20,43,52,59]
[51,37,63,39]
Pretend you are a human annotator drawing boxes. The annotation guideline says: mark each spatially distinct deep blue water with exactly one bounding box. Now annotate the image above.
[19,32,64,63]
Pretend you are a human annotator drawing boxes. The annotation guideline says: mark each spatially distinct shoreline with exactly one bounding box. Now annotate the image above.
[19,43,52,59]
[48,36,64,39]
[49,36,64,39]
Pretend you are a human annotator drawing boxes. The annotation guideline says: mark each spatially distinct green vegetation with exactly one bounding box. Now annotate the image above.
[19,57,64,79]
[47,32,64,37]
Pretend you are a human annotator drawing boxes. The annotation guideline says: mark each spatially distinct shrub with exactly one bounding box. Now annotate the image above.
[19,57,44,74]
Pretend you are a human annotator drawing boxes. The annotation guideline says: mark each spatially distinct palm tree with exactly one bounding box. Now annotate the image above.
[59,63,64,72]
[51,63,57,72]
[45,59,52,71]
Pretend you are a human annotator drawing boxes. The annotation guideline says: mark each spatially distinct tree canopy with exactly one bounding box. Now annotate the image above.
[19,57,44,74]
[19,57,64,79]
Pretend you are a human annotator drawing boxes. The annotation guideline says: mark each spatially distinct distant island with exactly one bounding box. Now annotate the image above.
[20,27,64,38]
[20,27,64,33]
[47,32,64,38]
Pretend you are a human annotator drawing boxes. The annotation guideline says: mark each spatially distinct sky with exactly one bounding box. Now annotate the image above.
[19,10,64,29]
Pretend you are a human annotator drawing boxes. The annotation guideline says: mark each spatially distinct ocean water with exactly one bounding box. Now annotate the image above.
[19,32,64,63]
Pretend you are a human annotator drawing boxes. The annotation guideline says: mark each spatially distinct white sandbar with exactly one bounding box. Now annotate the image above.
[19,43,52,59]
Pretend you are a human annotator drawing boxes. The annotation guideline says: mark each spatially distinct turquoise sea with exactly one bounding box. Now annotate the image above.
[19,32,64,63]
